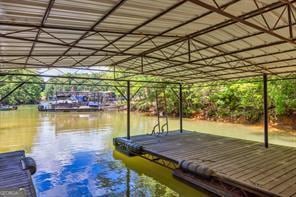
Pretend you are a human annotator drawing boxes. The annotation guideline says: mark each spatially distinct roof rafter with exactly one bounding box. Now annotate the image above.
[24,0,55,67]
[51,0,128,65]
[0,22,180,38]
[189,0,295,45]
[0,34,189,65]
[110,0,290,74]
[69,0,187,67]
[0,61,193,81]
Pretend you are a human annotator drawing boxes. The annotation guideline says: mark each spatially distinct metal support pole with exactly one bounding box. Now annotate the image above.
[163,90,169,132]
[127,80,131,139]
[263,74,268,148]
[179,83,183,133]
[155,90,161,133]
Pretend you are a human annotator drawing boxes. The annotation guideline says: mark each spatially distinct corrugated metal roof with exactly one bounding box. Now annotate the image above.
[0,0,296,83]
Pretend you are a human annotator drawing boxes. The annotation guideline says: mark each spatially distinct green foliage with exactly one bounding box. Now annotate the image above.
[0,71,43,105]
[179,79,296,122]
[269,79,296,115]
[2,70,296,123]
[40,71,296,123]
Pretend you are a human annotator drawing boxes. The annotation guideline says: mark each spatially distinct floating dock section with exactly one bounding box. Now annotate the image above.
[0,150,36,197]
[114,130,296,196]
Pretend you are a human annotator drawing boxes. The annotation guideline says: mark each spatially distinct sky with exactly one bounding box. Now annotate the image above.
[35,68,105,82]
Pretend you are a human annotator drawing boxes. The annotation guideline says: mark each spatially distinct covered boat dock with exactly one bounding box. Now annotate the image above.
[1,0,296,196]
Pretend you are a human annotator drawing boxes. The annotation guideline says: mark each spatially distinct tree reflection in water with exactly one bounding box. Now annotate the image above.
[33,150,178,196]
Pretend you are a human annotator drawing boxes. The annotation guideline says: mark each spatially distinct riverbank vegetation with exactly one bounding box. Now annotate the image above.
[0,71,43,105]
[132,78,296,128]
[1,72,295,129]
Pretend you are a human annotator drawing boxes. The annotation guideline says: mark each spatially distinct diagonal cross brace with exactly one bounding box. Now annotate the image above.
[0,82,26,103]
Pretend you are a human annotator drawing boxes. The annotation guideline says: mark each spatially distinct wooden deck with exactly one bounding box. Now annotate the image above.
[114,130,296,197]
[0,151,36,197]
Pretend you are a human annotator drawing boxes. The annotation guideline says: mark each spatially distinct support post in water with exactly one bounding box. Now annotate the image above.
[263,73,268,148]
[127,80,131,140]
[179,83,183,133]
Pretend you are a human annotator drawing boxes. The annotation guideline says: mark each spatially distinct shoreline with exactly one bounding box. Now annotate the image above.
[8,105,296,136]
[136,110,296,136]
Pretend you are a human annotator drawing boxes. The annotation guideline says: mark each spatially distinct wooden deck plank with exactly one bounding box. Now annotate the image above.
[248,155,296,185]
[226,148,294,178]
[263,168,296,190]
[144,132,251,158]
[117,130,296,196]
[148,136,238,158]
[205,144,266,169]
[281,182,296,196]
[159,141,255,164]
[183,143,260,164]
[208,144,283,170]
[0,150,36,197]
[271,171,296,195]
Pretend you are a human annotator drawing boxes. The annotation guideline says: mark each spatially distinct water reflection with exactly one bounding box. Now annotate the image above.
[0,106,204,196]
[34,151,125,196]
[113,151,203,196]
[0,106,295,196]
